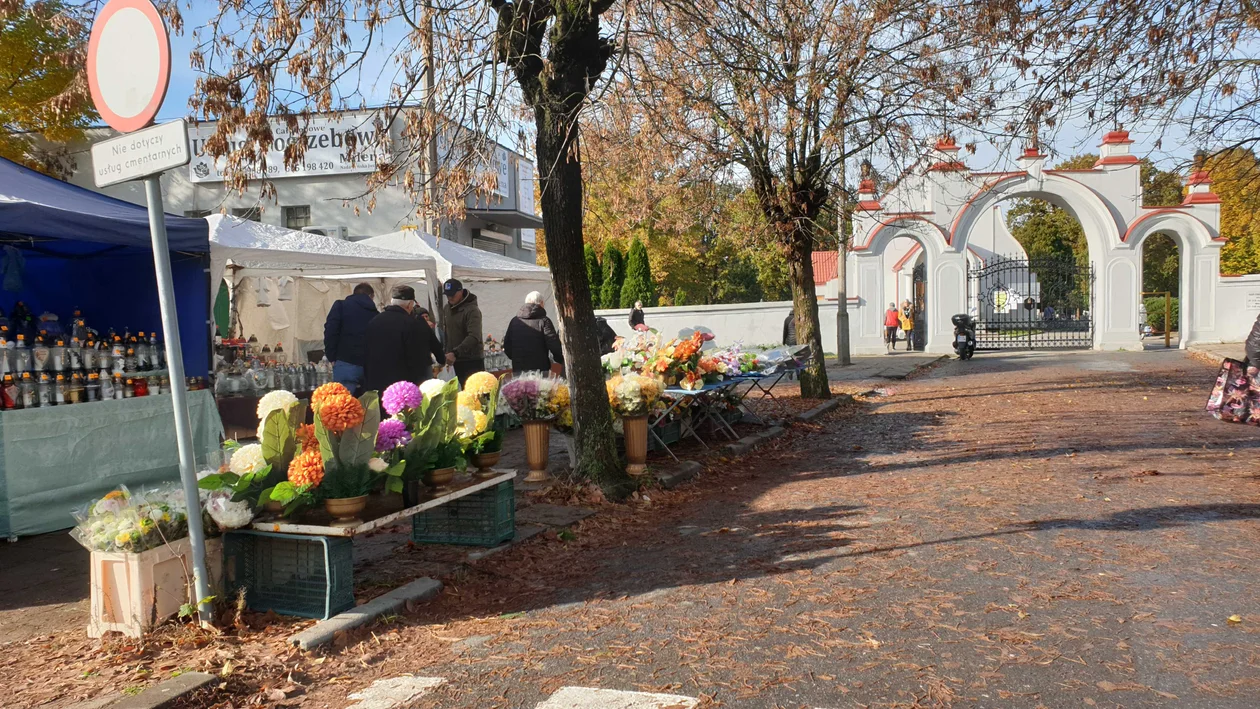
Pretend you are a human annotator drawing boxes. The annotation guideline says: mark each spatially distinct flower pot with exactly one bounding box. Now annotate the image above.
[523,420,550,483]
[422,466,456,491]
[402,479,426,508]
[623,415,649,476]
[471,450,502,479]
[323,495,368,527]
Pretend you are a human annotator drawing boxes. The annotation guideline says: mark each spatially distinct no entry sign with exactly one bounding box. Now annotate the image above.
[87,0,171,133]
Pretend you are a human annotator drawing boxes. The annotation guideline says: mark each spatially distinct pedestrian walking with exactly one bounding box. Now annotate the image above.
[441,278,485,386]
[783,311,798,347]
[900,299,915,351]
[596,316,618,355]
[322,282,378,394]
[883,302,900,353]
[362,285,445,393]
[504,291,565,374]
[1246,311,1260,364]
[629,301,647,331]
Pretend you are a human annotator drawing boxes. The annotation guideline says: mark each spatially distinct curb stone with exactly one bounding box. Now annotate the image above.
[794,397,846,423]
[288,578,443,650]
[65,672,217,709]
[656,460,702,489]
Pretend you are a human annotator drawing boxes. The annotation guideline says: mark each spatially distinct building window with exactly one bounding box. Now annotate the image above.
[184,209,211,218]
[283,205,311,230]
[472,237,507,256]
[231,207,262,222]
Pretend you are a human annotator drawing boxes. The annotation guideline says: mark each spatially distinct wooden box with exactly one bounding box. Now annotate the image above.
[88,537,222,638]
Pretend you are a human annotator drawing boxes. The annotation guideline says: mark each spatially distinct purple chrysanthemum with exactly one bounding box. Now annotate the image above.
[382,381,423,416]
[376,419,412,452]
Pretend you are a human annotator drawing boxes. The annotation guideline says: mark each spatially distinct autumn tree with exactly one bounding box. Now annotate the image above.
[193,0,634,496]
[627,0,1020,397]
[0,1,94,177]
[1205,149,1260,276]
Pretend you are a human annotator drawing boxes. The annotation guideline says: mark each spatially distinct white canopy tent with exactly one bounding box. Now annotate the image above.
[355,229,555,346]
[208,215,438,360]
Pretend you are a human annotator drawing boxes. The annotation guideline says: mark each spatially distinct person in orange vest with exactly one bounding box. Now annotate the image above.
[883,302,900,353]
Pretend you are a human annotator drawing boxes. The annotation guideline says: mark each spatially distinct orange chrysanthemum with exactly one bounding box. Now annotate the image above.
[311,382,351,411]
[295,423,318,452]
[319,393,365,433]
[288,449,325,487]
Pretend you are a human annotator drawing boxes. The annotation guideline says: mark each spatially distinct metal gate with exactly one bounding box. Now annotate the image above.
[967,255,1094,350]
[911,263,927,351]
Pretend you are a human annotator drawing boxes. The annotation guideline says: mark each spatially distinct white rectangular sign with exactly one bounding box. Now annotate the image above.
[518,159,536,215]
[1247,291,1260,310]
[90,120,190,188]
[187,115,386,183]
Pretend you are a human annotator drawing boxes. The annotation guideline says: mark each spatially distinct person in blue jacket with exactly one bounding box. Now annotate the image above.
[323,283,378,394]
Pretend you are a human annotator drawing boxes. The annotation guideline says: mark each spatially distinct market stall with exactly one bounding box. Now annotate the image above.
[0,157,219,537]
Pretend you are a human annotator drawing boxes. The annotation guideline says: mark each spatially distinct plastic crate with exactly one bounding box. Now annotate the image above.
[222,531,354,619]
[649,419,682,452]
[412,479,515,547]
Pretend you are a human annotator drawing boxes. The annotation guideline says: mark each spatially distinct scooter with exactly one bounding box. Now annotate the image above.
[951,314,976,360]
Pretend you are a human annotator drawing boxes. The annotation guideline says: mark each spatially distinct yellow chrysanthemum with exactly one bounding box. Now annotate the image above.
[550,380,571,410]
[473,410,489,434]
[464,371,498,397]
[456,390,482,412]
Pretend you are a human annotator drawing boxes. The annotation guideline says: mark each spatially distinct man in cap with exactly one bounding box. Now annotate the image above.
[441,278,484,385]
[363,285,445,393]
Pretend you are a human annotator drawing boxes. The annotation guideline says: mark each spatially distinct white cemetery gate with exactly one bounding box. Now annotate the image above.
[847,132,1227,354]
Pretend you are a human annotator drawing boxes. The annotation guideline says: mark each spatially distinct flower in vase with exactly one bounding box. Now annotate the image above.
[382,381,422,416]
[420,378,448,399]
[229,444,268,475]
[311,382,351,410]
[464,371,498,397]
[256,389,298,421]
[376,419,412,452]
[550,380,571,411]
[457,390,482,412]
[319,393,365,433]
[288,449,325,487]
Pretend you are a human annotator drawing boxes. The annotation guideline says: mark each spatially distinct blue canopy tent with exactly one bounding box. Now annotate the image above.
[0,157,210,374]
[0,157,221,538]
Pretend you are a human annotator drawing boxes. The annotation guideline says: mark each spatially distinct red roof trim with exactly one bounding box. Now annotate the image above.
[1122,208,1224,243]
[858,214,945,251]
[948,173,1023,246]
[811,251,838,285]
[891,242,923,272]
[929,161,968,172]
[1183,192,1222,205]
[1094,155,1139,167]
[935,137,960,152]
[1045,168,1097,173]
[1186,170,1211,186]
[1141,204,1188,209]
[1101,130,1134,145]
[857,200,882,211]
[1021,148,1047,159]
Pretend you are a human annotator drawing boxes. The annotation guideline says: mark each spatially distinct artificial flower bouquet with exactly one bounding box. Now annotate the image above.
[381,378,461,485]
[71,485,189,553]
[501,372,569,422]
[266,382,402,513]
[459,372,504,455]
[645,331,705,387]
[606,373,664,417]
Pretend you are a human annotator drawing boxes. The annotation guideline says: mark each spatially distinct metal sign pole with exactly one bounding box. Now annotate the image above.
[143,175,212,619]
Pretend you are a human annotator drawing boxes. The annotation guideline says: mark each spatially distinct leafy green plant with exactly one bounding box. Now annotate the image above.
[427,438,466,471]
[262,481,317,515]
[400,379,460,481]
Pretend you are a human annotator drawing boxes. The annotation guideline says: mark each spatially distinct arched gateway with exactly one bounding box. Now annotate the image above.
[846,132,1226,354]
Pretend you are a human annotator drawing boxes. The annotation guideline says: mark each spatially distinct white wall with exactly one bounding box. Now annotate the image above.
[1210,275,1260,343]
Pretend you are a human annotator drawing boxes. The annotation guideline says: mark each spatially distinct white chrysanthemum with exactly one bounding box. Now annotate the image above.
[368,457,388,473]
[420,378,448,400]
[206,491,253,529]
[229,443,268,475]
[256,389,298,421]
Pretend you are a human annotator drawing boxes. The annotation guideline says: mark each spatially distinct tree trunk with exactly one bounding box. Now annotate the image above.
[535,110,634,500]
[786,228,831,399]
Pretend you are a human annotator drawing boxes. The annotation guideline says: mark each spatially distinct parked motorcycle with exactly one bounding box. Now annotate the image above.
[951,314,976,360]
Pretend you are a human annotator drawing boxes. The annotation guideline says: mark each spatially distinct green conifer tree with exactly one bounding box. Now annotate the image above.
[600,243,626,309]
[620,238,656,308]
[584,244,603,297]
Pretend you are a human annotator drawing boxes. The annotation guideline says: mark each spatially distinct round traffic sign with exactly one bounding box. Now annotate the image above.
[86,0,171,133]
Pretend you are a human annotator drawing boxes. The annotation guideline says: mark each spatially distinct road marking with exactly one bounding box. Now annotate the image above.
[536,687,699,709]
[345,676,446,709]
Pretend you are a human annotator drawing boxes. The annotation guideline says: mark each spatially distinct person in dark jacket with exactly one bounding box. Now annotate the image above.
[783,311,797,347]
[363,285,445,393]
[441,278,485,386]
[503,291,565,374]
[323,283,378,394]
[1246,311,1260,363]
[628,301,646,331]
[596,316,618,355]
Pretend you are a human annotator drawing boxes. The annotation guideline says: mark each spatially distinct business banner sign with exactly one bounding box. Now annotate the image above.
[187,115,386,183]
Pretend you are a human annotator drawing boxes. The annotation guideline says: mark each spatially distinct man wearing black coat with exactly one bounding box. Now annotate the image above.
[324,283,378,394]
[1246,311,1260,363]
[504,291,565,374]
[363,285,445,393]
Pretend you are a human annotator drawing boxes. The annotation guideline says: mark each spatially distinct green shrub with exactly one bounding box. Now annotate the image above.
[599,244,625,309]
[1143,296,1179,331]
[620,237,656,308]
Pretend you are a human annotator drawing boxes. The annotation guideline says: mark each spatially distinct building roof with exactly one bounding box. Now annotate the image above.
[812,251,838,285]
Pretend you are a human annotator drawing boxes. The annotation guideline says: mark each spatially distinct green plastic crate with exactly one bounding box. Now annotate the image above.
[649,418,682,452]
[412,479,515,547]
[222,530,354,619]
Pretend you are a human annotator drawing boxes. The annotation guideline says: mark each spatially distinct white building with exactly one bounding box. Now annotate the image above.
[65,110,543,264]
